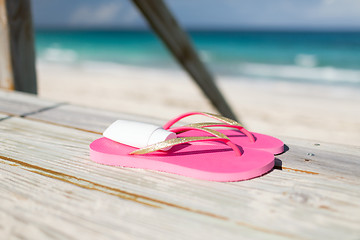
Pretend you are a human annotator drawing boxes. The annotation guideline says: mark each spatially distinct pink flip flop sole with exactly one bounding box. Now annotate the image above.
[177,129,284,155]
[90,137,275,182]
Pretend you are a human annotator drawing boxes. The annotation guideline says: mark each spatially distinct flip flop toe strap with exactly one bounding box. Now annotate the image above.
[185,122,255,142]
[129,136,241,156]
[169,125,229,139]
[163,112,255,143]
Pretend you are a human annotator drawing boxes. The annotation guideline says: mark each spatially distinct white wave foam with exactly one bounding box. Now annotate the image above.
[36,52,360,85]
[79,60,186,79]
[294,54,317,67]
[199,50,212,62]
[238,63,360,84]
[40,47,78,63]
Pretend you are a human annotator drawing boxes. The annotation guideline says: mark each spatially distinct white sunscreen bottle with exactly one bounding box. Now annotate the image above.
[103,120,176,150]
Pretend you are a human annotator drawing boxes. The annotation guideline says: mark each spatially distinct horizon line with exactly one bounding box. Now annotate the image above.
[34,26,360,32]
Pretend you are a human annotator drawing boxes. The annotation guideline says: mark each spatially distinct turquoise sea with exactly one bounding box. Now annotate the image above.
[35,30,360,85]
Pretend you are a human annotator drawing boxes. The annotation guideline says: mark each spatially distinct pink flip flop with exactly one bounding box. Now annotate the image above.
[90,135,274,182]
[90,137,274,182]
[163,112,284,155]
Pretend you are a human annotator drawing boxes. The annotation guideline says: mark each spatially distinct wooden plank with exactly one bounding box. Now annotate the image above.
[0,117,291,240]
[1,90,359,179]
[25,102,360,179]
[1,116,359,239]
[0,90,61,116]
[0,0,37,94]
[278,137,360,181]
[1,158,257,240]
[132,0,238,121]
[27,104,167,134]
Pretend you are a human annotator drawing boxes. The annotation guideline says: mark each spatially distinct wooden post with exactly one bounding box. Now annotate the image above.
[132,0,238,121]
[0,0,13,90]
[0,0,37,94]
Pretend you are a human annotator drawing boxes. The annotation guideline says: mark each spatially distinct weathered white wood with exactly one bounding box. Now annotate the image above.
[28,104,166,134]
[0,89,167,131]
[1,91,360,239]
[0,90,61,116]
[277,137,360,180]
[23,101,360,179]
[1,159,260,240]
[26,104,360,183]
[0,0,37,93]
[1,116,360,239]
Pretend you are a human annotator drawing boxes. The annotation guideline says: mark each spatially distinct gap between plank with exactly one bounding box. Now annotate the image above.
[19,102,68,117]
[0,102,67,122]
[0,116,12,122]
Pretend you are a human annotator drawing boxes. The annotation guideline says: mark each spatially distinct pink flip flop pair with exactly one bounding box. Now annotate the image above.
[90,112,284,182]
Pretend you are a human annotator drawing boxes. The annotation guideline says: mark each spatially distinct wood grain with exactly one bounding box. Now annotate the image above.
[1,91,360,239]
[1,117,360,239]
[2,158,266,240]
[0,90,61,116]
[25,100,360,179]
[28,104,166,134]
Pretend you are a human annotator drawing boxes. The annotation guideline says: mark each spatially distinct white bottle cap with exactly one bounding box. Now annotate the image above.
[103,120,176,150]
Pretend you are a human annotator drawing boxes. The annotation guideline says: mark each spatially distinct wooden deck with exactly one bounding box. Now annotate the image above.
[0,90,359,239]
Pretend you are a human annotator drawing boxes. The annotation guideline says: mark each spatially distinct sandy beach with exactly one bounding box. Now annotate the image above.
[37,61,360,146]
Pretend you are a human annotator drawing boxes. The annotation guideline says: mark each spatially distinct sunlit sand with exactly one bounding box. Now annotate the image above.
[37,61,360,146]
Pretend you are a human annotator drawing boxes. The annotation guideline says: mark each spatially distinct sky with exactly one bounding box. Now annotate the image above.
[31,0,360,30]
